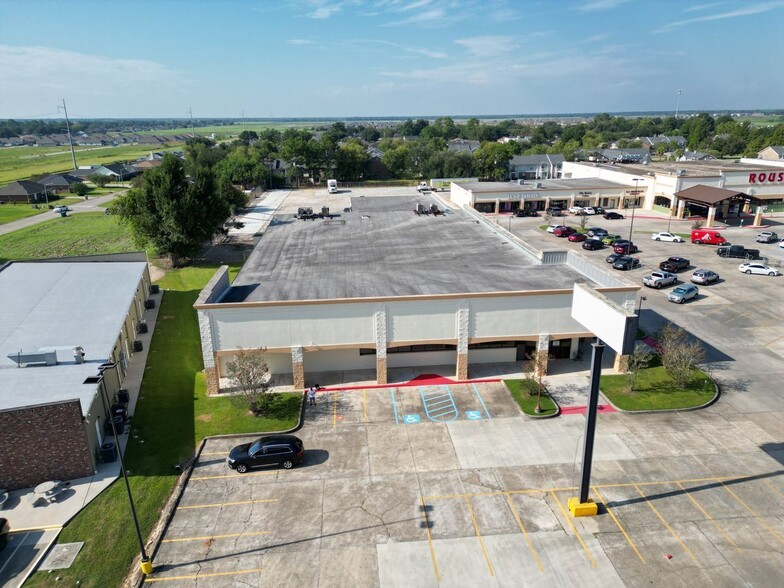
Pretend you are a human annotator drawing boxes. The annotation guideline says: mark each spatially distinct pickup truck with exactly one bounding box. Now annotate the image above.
[416,182,430,192]
[716,244,760,259]
[756,231,779,243]
[643,271,678,289]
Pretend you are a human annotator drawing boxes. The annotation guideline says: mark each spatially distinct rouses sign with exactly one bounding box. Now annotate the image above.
[749,171,784,184]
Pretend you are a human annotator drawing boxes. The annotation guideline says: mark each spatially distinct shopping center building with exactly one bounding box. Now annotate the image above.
[195,194,638,391]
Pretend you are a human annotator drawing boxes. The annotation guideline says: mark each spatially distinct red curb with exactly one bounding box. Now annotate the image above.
[560,404,616,415]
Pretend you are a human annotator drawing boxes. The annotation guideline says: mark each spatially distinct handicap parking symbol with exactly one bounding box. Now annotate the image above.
[403,414,420,424]
[465,411,483,420]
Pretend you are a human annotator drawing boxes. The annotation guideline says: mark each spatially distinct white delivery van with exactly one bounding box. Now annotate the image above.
[327,179,338,194]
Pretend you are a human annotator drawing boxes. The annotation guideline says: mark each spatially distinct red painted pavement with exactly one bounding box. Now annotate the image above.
[560,404,616,415]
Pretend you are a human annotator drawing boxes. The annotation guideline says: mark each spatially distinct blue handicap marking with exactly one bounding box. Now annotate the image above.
[465,411,483,420]
[403,414,421,424]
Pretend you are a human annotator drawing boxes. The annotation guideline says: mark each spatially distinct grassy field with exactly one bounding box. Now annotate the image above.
[0,144,183,184]
[600,364,714,410]
[135,121,319,138]
[0,203,45,225]
[26,266,301,588]
[0,213,136,263]
[504,379,558,416]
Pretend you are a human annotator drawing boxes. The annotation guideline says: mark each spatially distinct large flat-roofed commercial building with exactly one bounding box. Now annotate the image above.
[449,178,634,214]
[196,194,638,392]
[563,159,784,225]
[0,257,150,490]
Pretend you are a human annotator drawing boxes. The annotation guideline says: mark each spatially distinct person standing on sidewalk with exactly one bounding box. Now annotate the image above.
[307,387,316,406]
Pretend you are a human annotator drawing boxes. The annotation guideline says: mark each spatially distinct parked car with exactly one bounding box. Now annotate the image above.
[582,206,597,215]
[613,256,641,271]
[756,231,779,243]
[642,271,678,289]
[546,224,566,233]
[227,435,305,472]
[606,252,624,264]
[546,207,564,216]
[518,209,539,217]
[738,262,780,276]
[601,234,622,245]
[613,240,638,254]
[690,269,719,285]
[659,256,690,272]
[568,206,585,215]
[668,284,699,304]
[582,238,604,250]
[603,211,624,220]
[652,232,684,243]
[586,227,606,237]
[554,226,576,237]
[53,205,70,213]
[593,206,606,215]
[568,232,587,242]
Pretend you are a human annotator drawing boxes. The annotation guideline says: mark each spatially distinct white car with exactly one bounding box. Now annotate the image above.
[779,239,784,248]
[547,224,566,233]
[652,232,684,242]
[738,262,779,276]
[568,206,585,215]
[582,207,597,215]
[53,205,70,213]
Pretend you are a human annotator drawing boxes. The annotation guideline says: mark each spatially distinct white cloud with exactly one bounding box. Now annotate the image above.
[654,1,784,33]
[586,33,610,42]
[309,4,343,18]
[287,38,317,45]
[455,36,517,58]
[0,45,188,117]
[682,2,726,13]
[576,0,630,12]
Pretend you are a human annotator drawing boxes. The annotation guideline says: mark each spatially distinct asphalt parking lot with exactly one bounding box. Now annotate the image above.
[148,381,784,587]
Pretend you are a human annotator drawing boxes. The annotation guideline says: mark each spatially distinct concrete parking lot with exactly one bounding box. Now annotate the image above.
[148,380,784,587]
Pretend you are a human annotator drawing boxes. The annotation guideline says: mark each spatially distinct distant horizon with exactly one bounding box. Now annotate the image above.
[6,108,784,123]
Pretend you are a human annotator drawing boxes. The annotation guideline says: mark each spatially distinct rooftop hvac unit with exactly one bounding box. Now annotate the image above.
[416,203,426,214]
[73,346,85,364]
[321,206,330,217]
[430,203,440,214]
[536,182,543,188]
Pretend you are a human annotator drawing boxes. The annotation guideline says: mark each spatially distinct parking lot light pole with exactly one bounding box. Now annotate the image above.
[628,178,642,244]
[98,376,152,575]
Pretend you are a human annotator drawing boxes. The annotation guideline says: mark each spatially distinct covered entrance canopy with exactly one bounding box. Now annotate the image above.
[674,185,763,224]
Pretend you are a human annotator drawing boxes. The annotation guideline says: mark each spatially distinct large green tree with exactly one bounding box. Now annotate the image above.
[112,155,231,266]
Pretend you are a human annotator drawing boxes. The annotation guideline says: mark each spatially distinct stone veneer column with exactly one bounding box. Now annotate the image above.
[706,206,716,228]
[614,353,629,373]
[374,309,388,385]
[753,206,763,227]
[677,200,686,219]
[456,304,470,380]
[535,333,550,378]
[198,309,220,395]
[291,346,305,390]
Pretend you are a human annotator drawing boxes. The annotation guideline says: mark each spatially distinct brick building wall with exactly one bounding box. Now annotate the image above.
[0,400,94,490]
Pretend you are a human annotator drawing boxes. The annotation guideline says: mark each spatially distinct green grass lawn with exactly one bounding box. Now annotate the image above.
[26,265,300,588]
[0,213,136,263]
[504,379,558,416]
[0,144,184,184]
[600,365,714,411]
[0,203,45,225]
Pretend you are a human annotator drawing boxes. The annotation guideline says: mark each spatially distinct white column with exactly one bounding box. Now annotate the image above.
[706,206,716,228]
[456,302,470,380]
[374,309,388,384]
[570,337,580,359]
[536,333,550,378]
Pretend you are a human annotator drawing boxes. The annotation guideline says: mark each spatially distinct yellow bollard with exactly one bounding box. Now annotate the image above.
[140,558,153,574]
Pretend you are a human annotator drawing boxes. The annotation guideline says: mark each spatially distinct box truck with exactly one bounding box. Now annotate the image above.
[327,179,338,194]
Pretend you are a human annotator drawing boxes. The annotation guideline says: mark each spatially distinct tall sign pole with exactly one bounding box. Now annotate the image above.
[58,99,78,171]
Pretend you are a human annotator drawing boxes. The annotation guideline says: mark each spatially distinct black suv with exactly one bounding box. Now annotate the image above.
[613,256,641,271]
[603,211,624,220]
[583,238,603,251]
[659,256,690,272]
[227,435,305,472]
[515,209,539,217]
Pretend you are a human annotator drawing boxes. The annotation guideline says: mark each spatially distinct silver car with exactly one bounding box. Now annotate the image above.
[690,269,719,285]
[667,284,699,304]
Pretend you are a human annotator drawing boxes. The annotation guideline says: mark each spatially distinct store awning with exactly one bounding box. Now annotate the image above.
[674,185,748,206]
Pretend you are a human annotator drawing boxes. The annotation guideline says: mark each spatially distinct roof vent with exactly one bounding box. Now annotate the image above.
[74,346,85,364]
[536,182,543,188]
[7,349,58,367]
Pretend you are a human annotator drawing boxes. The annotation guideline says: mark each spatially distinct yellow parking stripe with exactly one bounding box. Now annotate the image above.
[178,499,277,510]
[720,480,784,545]
[145,567,264,582]
[505,493,544,572]
[464,496,494,576]
[419,497,441,582]
[592,486,645,564]
[634,484,695,561]
[162,531,271,543]
[675,482,738,551]
[763,479,784,501]
[550,491,596,568]
[200,451,227,456]
[190,471,278,481]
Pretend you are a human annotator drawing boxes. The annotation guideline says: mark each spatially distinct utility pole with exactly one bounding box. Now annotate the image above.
[188,107,196,138]
[241,110,245,130]
[675,89,683,119]
[58,99,78,171]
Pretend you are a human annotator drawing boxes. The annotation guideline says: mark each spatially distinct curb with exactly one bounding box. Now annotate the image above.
[599,374,720,414]
[502,380,561,419]
[131,391,306,587]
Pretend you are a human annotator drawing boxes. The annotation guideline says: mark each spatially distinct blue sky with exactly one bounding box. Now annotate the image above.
[1,0,783,119]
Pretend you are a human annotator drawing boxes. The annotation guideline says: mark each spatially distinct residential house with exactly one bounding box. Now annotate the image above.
[365,146,392,180]
[758,146,784,161]
[508,154,564,180]
[35,136,58,147]
[589,148,652,164]
[0,180,46,204]
[678,150,715,162]
[447,139,481,154]
[639,135,686,150]
[38,173,83,194]
[498,136,531,145]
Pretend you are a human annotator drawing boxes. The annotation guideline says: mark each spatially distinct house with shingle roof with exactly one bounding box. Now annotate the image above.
[38,174,83,193]
[508,154,565,180]
[0,180,46,204]
[758,146,784,161]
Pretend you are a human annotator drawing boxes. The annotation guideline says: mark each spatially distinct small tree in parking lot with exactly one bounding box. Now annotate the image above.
[544,210,553,225]
[226,347,273,415]
[579,213,588,232]
[657,324,705,387]
[524,351,548,413]
[625,343,653,392]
